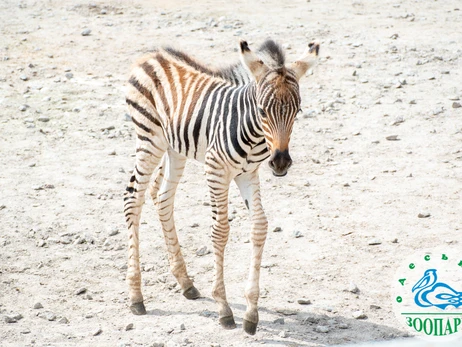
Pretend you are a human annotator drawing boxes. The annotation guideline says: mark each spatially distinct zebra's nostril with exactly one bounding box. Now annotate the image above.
[269,160,275,169]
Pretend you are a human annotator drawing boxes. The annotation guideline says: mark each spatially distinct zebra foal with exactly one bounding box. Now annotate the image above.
[124,39,320,334]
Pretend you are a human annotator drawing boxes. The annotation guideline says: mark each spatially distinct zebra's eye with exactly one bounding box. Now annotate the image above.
[258,107,267,118]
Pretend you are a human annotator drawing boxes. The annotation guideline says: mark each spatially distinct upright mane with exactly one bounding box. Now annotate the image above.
[256,39,286,70]
[163,46,251,85]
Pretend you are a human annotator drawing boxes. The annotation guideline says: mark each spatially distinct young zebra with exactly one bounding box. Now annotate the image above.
[124,39,320,335]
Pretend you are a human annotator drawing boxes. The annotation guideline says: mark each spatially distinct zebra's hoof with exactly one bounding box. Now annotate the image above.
[219,316,236,330]
[183,286,201,300]
[130,302,147,315]
[243,319,258,335]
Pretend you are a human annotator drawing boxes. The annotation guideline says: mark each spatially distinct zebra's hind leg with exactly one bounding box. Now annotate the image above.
[205,158,235,329]
[234,170,268,335]
[124,135,168,316]
[155,149,200,300]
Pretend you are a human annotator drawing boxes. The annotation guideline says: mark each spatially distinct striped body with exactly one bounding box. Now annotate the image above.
[123,39,320,334]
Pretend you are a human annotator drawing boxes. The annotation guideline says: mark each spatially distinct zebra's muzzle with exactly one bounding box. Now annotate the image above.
[268,149,292,177]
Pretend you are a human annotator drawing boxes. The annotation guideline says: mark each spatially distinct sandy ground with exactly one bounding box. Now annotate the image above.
[1,0,461,346]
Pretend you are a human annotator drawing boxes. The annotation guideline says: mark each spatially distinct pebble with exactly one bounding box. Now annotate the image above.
[339,323,349,329]
[278,330,288,338]
[297,298,311,305]
[124,113,132,121]
[81,29,92,36]
[65,72,74,79]
[386,135,399,141]
[453,102,461,108]
[75,287,87,295]
[368,239,381,245]
[272,226,282,232]
[292,231,303,238]
[391,116,404,126]
[151,343,165,347]
[352,310,367,319]
[38,116,50,122]
[45,312,57,321]
[5,313,23,323]
[93,327,103,336]
[348,282,359,293]
[196,246,210,256]
[125,323,134,331]
[109,227,119,236]
[33,302,43,309]
[448,95,460,101]
[433,107,444,115]
[20,75,28,81]
[370,304,381,310]
[273,318,284,324]
[276,308,298,316]
[180,323,185,330]
[315,325,329,333]
[19,105,28,112]
[418,212,431,218]
[58,316,69,324]
[108,150,116,156]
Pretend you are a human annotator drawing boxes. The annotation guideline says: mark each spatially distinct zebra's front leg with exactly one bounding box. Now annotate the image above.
[234,170,268,335]
[155,150,200,299]
[206,163,235,329]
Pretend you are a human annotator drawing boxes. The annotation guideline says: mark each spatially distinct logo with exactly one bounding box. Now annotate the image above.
[392,249,462,342]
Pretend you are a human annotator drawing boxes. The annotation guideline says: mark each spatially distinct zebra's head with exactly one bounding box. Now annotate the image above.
[240,39,320,177]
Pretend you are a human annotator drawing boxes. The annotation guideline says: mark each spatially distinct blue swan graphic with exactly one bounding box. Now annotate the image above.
[412,269,462,309]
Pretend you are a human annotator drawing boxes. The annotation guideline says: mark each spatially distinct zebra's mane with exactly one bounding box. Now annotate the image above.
[257,39,285,70]
[163,47,251,85]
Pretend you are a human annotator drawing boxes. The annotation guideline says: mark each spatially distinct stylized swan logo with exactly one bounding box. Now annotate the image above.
[412,269,462,309]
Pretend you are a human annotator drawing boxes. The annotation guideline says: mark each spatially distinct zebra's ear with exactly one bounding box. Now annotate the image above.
[239,40,269,82]
[289,41,320,81]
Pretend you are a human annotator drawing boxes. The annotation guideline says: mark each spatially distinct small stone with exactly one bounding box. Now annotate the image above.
[276,308,298,316]
[448,95,460,101]
[180,323,185,330]
[386,135,399,141]
[73,107,81,113]
[20,75,28,81]
[339,323,349,329]
[45,312,57,321]
[370,304,381,310]
[196,246,210,256]
[75,287,87,295]
[273,318,284,324]
[108,150,116,156]
[315,325,329,333]
[151,343,165,347]
[33,302,43,309]
[124,113,131,121]
[433,107,444,115]
[272,226,282,232]
[418,212,431,218]
[21,328,31,334]
[368,239,381,245]
[109,227,119,236]
[92,327,102,336]
[292,231,303,238]
[348,282,359,293]
[297,298,311,305]
[19,105,28,112]
[391,116,404,126]
[125,323,134,331]
[65,72,74,79]
[38,116,50,122]
[452,102,461,108]
[58,316,69,324]
[278,330,288,338]
[352,310,367,319]
[81,29,92,36]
